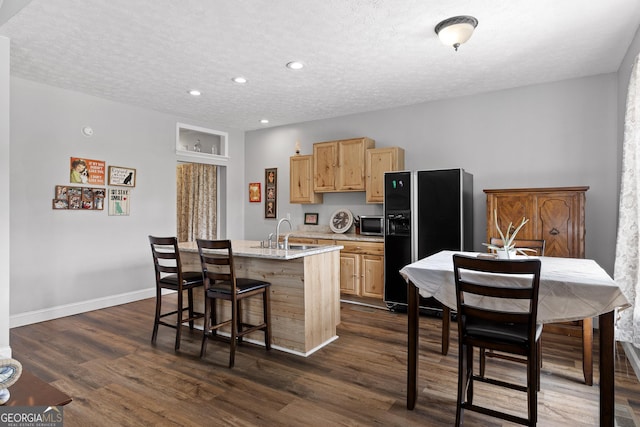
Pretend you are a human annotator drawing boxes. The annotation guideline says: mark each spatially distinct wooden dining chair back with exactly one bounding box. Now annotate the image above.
[148,235,204,351]
[452,254,542,426]
[440,239,545,357]
[197,239,271,368]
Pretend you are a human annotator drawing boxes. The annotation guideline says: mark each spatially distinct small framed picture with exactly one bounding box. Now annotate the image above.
[264,167,277,219]
[67,187,82,197]
[69,195,81,209]
[304,213,319,225]
[55,185,68,199]
[52,199,68,209]
[249,182,261,202]
[108,166,136,187]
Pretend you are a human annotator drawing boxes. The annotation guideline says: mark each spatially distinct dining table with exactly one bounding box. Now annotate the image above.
[400,250,630,427]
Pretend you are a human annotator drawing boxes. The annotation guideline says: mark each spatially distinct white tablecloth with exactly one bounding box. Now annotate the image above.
[400,250,630,323]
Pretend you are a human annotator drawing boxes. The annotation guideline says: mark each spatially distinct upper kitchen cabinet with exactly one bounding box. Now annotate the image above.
[485,186,588,258]
[365,147,405,204]
[290,155,323,204]
[313,137,375,192]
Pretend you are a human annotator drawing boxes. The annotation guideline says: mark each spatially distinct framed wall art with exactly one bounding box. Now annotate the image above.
[265,168,277,218]
[304,213,319,225]
[108,166,136,187]
[249,182,261,202]
[108,188,130,216]
[52,185,104,210]
[70,157,105,185]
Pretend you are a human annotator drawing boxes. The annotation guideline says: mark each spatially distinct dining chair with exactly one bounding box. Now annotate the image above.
[148,235,205,351]
[197,239,271,368]
[453,254,542,426]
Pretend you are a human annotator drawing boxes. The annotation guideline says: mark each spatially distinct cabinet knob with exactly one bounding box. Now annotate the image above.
[549,228,560,235]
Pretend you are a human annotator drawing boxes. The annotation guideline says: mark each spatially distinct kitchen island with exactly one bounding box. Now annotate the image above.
[179,240,343,356]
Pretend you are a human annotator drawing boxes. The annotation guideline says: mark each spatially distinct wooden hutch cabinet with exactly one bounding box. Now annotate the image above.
[485,186,588,258]
[313,137,375,192]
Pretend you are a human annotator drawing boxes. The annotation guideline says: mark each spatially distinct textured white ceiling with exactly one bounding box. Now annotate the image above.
[1,0,640,131]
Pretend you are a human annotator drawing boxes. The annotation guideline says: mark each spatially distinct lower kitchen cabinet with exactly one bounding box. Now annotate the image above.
[360,253,384,298]
[288,237,384,299]
[339,252,360,295]
[336,240,384,299]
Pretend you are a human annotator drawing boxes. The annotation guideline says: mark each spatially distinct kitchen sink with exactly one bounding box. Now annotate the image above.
[286,244,319,250]
[249,244,320,250]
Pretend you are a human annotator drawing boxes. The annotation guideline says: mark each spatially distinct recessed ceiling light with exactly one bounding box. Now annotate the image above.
[188,89,201,96]
[260,119,269,124]
[232,76,248,84]
[286,61,304,70]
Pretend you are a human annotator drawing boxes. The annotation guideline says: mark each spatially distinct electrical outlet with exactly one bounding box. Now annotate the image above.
[286,213,291,220]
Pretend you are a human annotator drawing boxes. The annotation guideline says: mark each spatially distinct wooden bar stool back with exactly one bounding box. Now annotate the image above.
[441,239,545,356]
[453,254,542,426]
[197,239,272,368]
[148,235,204,350]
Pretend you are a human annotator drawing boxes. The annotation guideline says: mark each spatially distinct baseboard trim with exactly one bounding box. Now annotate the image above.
[622,342,640,381]
[10,288,157,328]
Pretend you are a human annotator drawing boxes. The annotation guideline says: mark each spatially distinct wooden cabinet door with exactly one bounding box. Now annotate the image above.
[361,254,384,298]
[339,252,360,295]
[290,155,323,204]
[366,147,405,204]
[313,141,337,192]
[486,193,536,243]
[336,138,374,191]
[537,192,585,258]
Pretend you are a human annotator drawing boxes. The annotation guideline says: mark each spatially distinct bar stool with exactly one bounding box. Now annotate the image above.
[197,239,271,368]
[148,235,204,350]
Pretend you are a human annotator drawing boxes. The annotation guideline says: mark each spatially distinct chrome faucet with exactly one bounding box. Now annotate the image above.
[276,218,292,249]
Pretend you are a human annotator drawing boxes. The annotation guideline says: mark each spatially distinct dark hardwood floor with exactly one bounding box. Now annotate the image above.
[9,297,640,426]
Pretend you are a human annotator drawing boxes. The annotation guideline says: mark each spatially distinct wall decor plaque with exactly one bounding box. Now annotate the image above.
[108,166,136,187]
[265,168,277,218]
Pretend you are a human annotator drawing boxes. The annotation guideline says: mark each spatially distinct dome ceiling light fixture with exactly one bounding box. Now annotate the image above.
[435,15,478,51]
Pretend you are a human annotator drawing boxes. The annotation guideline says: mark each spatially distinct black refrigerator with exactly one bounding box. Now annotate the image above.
[383,168,473,312]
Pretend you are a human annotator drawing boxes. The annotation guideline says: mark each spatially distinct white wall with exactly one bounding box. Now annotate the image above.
[245,74,619,274]
[0,36,10,357]
[9,77,245,325]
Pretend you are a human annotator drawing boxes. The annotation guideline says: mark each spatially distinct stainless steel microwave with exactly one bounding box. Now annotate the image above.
[359,215,384,236]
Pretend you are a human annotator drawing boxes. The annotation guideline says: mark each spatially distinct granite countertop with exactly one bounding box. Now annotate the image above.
[179,240,343,260]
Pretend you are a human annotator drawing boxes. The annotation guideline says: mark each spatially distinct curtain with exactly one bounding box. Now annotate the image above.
[614,54,640,347]
[176,163,217,242]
